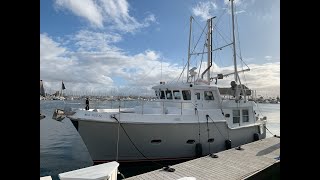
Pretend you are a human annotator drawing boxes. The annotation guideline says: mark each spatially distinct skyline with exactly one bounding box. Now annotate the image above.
[40,0,280,97]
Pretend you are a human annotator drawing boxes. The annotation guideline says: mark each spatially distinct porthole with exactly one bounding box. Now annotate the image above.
[151,140,162,144]
[186,140,195,144]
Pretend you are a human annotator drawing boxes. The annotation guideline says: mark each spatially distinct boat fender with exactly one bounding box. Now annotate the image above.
[195,143,202,157]
[253,133,259,141]
[225,139,232,150]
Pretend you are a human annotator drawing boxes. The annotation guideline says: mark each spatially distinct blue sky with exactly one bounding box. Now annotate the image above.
[40,0,279,97]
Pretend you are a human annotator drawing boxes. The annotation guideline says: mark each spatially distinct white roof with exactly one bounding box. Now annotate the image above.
[59,161,119,180]
[152,82,218,90]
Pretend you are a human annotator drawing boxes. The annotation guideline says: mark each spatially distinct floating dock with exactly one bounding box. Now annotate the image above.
[125,136,280,180]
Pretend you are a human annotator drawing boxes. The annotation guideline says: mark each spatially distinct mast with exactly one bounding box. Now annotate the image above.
[207,18,212,84]
[231,0,238,83]
[187,16,193,82]
[61,80,66,97]
[60,81,63,97]
[201,17,215,84]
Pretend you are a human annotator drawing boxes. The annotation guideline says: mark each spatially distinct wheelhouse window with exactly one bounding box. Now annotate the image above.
[233,110,240,124]
[195,92,200,100]
[182,90,191,100]
[242,109,249,122]
[166,90,173,100]
[173,90,181,100]
[160,91,165,99]
[204,91,214,100]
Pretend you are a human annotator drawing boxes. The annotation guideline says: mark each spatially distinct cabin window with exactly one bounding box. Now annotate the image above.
[160,91,165,99]
[242,109,249,122]
[173,90,181,100]
[233,110,240,124]
[182,90,191,100]
[195,92,200,100]
[166,90,173,99]
[155,90,159,99]
[204,91,214,100]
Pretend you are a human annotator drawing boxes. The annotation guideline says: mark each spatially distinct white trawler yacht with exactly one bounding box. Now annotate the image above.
[54,0,267,163]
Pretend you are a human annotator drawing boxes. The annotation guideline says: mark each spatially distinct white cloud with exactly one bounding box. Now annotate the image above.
[54,0,157,32]
[40,33,182,95]
[71,30,122,52]
[224,0,243,6]
[40,29,279,97]
[192,1,218,21]
[54,0,103,28]
[264,56,272,61]
[40,34,67,60]
[212,62,280,97]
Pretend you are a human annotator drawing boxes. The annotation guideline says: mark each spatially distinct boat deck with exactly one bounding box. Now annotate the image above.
[125,136,280,180]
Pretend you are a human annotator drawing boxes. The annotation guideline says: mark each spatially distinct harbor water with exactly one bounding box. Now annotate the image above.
[40,100,280,179]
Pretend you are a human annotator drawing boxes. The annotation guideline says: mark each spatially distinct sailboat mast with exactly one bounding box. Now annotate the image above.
[187,16,193,82]
[207,18,212,84]
[60,81,63,97]
[231,0,238,83]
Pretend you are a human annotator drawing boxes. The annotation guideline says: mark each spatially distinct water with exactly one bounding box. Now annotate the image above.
[40,100,280,179]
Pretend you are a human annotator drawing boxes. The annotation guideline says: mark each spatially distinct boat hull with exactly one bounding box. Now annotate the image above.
[71,118,266,163]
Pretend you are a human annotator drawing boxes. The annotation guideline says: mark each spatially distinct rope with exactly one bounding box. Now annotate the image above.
[197,44,206,79]
[217,98,230,139]
[176,61,188,82]
[266,126,275,136]
[196,108,201,143]
[206,115,227,140]
[110,115,174,171]
[206,116,211,153]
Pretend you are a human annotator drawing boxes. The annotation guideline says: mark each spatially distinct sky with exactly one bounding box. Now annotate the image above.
[40,0,280,97]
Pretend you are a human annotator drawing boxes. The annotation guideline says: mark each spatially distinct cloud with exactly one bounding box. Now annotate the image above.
[212,62,280,96]
[41,32,279,96]
[71,30,122,52]
[54,0,157,32]
[264,56,272,61]
[224,0,243,6]
[192,1,218,21]
[54,0,103,28]
[40,33,181,95]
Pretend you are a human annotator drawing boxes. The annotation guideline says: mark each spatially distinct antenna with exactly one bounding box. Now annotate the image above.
[182,58,184,82]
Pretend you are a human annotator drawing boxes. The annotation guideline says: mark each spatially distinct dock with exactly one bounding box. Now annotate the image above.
[125,136,280,180]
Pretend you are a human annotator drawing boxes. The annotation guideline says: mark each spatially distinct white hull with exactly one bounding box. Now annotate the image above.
[69,110,266,162]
